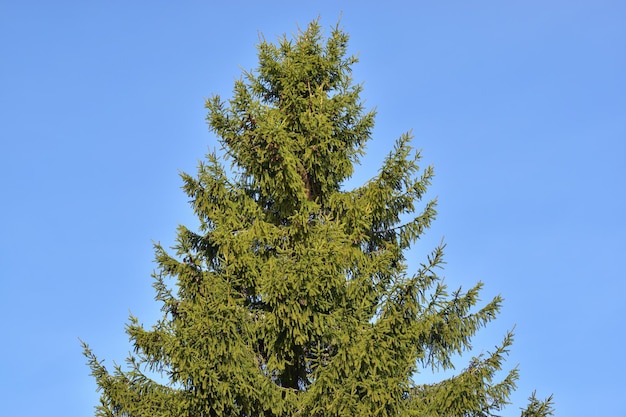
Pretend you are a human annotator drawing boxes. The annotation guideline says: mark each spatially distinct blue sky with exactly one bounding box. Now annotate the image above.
[1,1,624,416]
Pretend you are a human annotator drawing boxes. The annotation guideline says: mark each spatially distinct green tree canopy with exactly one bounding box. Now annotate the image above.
[83,19,554,417]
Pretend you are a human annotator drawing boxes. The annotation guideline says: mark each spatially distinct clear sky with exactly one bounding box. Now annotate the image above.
[1,1,624,416]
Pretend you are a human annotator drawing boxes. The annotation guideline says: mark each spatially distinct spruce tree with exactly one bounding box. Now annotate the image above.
[83,19,554,417]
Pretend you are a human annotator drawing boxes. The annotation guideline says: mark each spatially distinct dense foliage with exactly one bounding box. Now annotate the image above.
[83,19,554,417]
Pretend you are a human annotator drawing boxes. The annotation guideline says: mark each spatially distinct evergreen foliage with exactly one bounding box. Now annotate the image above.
[83,19,554,417]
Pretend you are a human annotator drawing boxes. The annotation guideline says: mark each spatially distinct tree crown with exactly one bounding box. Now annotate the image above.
[83,19,554,417]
